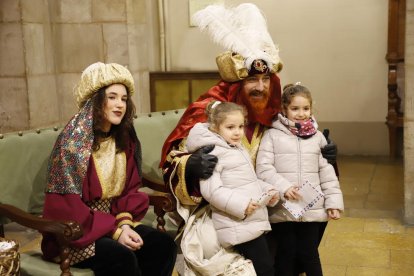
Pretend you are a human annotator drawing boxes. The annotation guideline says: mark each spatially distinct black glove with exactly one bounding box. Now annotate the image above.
[185,145,218,182]
[321,129,337,165]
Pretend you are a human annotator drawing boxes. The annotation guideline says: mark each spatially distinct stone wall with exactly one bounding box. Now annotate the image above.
[0,0,154,133]
[0,0,29,132]
[404,0,414,224]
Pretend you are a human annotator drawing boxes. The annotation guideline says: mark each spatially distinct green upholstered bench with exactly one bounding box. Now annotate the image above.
[0,109,184,276]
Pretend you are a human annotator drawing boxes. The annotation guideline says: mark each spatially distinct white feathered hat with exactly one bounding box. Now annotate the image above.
[192,3,283,82]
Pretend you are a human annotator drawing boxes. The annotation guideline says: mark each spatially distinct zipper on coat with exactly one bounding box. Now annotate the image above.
[297,137,302,186]
[238,147,266,217]
[238,148,262,196]
[239,148,257,178]
[297,137,303,222]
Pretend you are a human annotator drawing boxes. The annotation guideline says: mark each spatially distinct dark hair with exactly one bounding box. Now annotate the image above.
[205,101,247,129]
[92,85,136,152]
[281,83,313,111]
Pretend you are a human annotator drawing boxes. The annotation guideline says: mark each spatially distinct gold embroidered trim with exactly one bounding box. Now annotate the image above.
[118,220,134,228]
[92,138,126,199]
[166,154,173,163]
[191,195,202,204]
[242,123,265,167]
[116,212,132,220]
[178,137,187,151]
[174,154,201,205]
[166,137,187,163]
[166,138,202,205]
[132,221,142,228]
[112,228,123,240]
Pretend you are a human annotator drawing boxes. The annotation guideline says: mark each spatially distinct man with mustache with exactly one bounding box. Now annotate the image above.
[160,63,284,206]
[159,3,337,274]
[159,4,337,217]
[160,61,337,276]
[160,62,337,205]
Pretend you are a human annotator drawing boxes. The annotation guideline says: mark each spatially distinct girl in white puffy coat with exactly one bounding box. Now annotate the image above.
[256,83,344,276]
[186,101,279,276]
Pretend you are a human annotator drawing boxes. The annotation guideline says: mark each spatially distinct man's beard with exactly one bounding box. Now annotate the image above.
[238,90,270,123]
[248,97,269,116]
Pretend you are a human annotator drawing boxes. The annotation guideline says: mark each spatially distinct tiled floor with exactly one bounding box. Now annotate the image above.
[3,155,412,275]
[320,217,414,276]
[320,156,412,276]
[338,156,404,219]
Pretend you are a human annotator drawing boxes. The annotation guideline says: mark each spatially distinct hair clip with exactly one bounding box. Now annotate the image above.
[212,101,221,109]
[295,81,301,85]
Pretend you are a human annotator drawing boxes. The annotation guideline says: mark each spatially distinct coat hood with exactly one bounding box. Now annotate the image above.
[186,122,235,152]
[271,119,292,135]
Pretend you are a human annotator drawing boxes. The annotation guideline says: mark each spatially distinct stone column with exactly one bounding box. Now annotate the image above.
[404,0,414,224]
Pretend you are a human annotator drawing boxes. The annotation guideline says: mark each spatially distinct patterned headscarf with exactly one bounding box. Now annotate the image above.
[46,100,94,195]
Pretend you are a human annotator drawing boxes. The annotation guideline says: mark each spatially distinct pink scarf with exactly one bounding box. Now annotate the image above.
[278,113,318,138]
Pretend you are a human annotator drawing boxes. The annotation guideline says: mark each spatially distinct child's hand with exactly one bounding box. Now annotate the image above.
[245,201,259,217]
[284,186,300,200]
[267,191,280,207]
[327,209,341,220]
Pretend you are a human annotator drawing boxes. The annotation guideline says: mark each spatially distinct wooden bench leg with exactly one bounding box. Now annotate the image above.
[389,125,397,157]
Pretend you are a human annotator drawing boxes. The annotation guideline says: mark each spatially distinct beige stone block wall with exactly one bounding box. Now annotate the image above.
[131,71,150,113]
[22,23,55,75]
[0,78,28,132]
[21,0,48,23]
[27,75,59,127]
[60,0,92,23]
[103,23,129,65]
[57,73,82,120]
[20,0,59,131]
[0,0,21,22]
[128,24,150,72]
[50,0,152,118]
[93,0,126,22]
[126,0,152,114]
[55,24,104,73]
[404,0,414,225]
[0,1,26,133]
[0,0,153,133]
[0,23,25,77]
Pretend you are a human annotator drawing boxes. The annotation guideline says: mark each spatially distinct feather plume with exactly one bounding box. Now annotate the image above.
[192,3,280,70]
[192,5,257,60]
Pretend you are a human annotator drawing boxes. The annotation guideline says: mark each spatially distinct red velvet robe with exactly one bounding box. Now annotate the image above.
[41,139,149,262]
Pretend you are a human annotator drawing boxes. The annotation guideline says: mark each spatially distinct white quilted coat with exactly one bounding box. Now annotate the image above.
[256,120,344,223]
[186,123,273,248]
